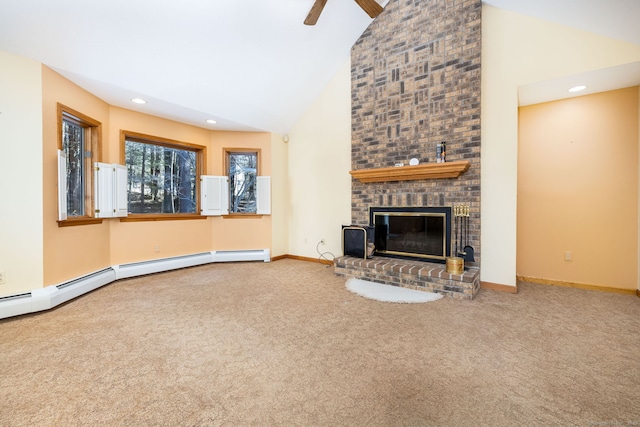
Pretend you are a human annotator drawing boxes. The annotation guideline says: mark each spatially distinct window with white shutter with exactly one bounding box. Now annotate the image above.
[57,103,102,227]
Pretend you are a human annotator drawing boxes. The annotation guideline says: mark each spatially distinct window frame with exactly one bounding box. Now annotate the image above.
[120,130,207,222]
[57,103,103,227]
[224,148,262,217]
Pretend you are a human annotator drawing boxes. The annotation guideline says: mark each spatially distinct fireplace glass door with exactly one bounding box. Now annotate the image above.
[370,207,451,262]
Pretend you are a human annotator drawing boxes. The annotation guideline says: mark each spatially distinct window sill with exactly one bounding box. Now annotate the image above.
[57,218,104,227]
[222,214,265,219]
[120,214,207,222]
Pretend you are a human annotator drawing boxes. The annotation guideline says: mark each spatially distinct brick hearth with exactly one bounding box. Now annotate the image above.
[334,256,480,300]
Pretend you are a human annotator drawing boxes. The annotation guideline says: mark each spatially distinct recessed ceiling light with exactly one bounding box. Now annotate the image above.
[131,97,147,104]
[206,119,217,124]
[568,85,587,93]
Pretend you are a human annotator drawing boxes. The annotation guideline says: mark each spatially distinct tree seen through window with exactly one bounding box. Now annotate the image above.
[228,151,258,213]
[62,120,85,216]
[125,139,197,214]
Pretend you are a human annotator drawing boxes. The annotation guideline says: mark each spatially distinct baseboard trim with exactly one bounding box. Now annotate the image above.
[517,275,637,295]
[480,281,518,293]
[272,254,333,266]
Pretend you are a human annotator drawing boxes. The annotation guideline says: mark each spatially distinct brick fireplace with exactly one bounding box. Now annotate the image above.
[334,0,482,299]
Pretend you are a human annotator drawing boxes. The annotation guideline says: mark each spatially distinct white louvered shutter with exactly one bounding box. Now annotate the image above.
[256,176,271,215]
[57,150,68,221]
[94,162,113,218]
[200,175,229,216]
[114,164,128,217]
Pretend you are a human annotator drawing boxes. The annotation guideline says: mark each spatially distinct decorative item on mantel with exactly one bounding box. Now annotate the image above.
[436,141,446,163]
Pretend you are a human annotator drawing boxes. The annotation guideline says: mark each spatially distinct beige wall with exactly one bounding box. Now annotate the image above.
[287,59,352,259]
[39,68,273,285]
[517,87,639,290]
[0,52,44,296]
[42,66,112,286]
[481,5,640,288]
[107,107,214,265]
[208,130,272,252]
[270,132,289,257]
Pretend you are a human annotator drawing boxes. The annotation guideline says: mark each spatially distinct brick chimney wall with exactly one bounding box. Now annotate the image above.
[350,0,481,262]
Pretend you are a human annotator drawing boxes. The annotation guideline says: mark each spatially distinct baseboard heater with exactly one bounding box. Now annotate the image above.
[113,252,215,280]
[211,249,271,263]
[0,249,270,320]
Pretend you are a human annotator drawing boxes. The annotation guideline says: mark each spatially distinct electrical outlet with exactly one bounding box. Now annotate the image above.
[564,251,572,261]
[155,245,160,253]
[0,271,5,284]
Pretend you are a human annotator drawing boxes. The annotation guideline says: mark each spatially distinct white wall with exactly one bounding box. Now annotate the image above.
[481,5,640,288]
[270,132,289,257]
[0,52,44,296]
[287,59,352,260]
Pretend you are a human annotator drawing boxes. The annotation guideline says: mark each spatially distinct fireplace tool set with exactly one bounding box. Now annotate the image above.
[453,204,475,263]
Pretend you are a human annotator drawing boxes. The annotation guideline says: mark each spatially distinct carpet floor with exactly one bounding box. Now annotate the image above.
[1,258,639,426]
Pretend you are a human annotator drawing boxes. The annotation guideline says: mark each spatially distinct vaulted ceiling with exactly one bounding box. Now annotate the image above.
[0,0,638,133]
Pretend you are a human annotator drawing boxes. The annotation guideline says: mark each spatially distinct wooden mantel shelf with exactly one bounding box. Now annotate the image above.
[349,160,470,183]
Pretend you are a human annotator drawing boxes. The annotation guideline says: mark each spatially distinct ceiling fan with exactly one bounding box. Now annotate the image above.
[304,0,383,25]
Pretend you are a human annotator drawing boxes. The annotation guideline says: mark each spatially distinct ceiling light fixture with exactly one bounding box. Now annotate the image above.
[131,97,147,104]
[206,119,217,124]
[568,85,587,93]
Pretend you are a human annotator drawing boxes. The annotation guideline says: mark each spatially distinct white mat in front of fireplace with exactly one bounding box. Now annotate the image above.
[346,278,443,303]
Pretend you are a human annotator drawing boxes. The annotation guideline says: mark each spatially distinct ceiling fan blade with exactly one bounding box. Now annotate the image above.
[354,0,383,18]
[304,0,328,25]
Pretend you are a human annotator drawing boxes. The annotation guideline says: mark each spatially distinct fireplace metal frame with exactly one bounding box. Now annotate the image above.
[369,206,452,263]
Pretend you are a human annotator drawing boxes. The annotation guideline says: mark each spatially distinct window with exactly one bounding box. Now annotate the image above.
[199,148,270,217]
[63,120,84,215]
[225,149,260,214]
[122,131,205,219]
[58,104,101,226]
